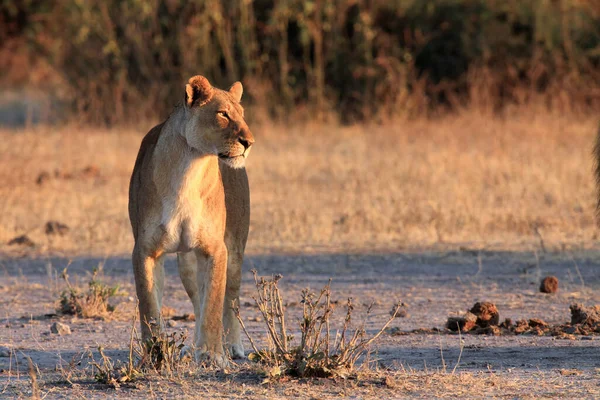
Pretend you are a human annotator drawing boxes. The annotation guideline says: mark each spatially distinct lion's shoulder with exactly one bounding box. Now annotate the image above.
[134,122,165,170]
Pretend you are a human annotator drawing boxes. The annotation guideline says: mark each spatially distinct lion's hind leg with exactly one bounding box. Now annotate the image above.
[178,248,228,367]
[223,248,245,359]
[177,251,202,359]
[177,251,202,320]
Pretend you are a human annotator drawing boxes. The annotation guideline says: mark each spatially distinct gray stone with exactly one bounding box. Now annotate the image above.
[0,346,11,357]
[50,322,71,335]
[167,320,178,328]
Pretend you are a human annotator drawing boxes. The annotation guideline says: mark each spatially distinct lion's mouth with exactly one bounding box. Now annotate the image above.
[218,153,244,159]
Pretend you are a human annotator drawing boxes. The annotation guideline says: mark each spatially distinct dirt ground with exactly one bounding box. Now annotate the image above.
[1,249,599,398]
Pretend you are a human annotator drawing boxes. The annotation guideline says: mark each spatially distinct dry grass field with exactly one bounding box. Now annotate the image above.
[0,109,598,257]
[1,109,600,398]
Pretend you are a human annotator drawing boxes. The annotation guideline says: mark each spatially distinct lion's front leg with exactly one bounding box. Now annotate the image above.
[132,245,165,341]
[193,244,228,367]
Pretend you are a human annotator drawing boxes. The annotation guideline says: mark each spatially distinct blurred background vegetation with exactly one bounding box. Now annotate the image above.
[1,0,599,125]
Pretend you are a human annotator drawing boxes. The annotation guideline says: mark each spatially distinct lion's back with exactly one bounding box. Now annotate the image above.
[128,122,164,241]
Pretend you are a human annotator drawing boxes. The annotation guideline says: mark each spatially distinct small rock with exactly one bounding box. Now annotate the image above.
[513,319,530,334]
[167,320,178,328]
[540,276,559,293]
[530,326,546,336]
[50,322,71,335]
[7,235,35,247]
[470,302,500,327]
[570,303,600,325]
[128,296,135,302]
[45,221,70,236]
[0,346,11,357]
[390,303,408,318]
[500,318,513,329]
[446,312,478,332]
[528,318,548,328]
[563,325,580,335]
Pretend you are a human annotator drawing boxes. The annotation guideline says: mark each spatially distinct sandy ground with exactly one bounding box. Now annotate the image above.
[1,249,599,398]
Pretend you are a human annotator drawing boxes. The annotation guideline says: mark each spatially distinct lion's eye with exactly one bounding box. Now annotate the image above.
[217,111,230,120]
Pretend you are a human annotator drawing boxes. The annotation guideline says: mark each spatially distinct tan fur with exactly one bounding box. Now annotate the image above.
[128,76,254,367]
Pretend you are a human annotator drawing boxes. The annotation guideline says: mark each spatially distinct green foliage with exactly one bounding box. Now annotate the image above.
[2,0,599,123]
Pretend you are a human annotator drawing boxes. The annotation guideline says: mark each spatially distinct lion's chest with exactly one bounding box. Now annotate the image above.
[158,158,219,254]
[160,195,204,254]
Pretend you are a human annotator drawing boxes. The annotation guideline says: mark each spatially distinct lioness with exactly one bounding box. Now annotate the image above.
[128,75,254,367]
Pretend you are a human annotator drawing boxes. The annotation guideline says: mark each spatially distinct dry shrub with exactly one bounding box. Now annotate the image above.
[235,270,401,381]
[57,267,118,318]
[92,333,188,388]
[91,345,140,389]
[137,324,188,374]
[92,314,188,388]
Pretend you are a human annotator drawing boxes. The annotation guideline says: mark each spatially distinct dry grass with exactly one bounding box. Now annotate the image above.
[91,315,189,389]
[57,266,119,318]
[234,271,401,381]
[0,109,598,257]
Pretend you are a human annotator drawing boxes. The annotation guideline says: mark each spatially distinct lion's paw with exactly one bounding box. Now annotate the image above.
[195,349,229,369]
[228,343,245,359]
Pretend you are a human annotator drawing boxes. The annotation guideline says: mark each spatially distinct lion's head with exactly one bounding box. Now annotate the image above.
[181,75,254,169]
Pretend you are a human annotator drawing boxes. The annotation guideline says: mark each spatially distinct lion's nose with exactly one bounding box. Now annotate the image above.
[238,135,254,150]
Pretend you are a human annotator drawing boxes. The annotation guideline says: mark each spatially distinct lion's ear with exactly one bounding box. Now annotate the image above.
[185,75,213,107]
[228,81,243,102]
